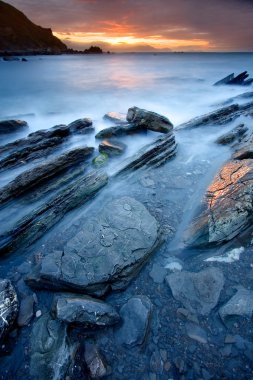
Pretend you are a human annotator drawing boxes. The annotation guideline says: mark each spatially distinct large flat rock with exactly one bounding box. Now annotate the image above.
[27,197,160,295]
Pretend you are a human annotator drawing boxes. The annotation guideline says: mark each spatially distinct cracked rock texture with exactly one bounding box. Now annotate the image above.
[0,279,18,341]
[27,197,160,295]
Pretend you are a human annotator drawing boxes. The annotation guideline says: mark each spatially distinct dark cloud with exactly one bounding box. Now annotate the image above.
[6,0,253,51]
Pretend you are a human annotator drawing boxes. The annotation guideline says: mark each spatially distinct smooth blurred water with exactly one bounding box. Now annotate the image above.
[1,52,253,133]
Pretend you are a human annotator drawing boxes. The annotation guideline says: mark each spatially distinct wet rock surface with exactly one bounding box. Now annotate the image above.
[84,342,108,378]
[0,119,28,134]
[95,123,144,139]
[127,106,173,133]
[0,279,18,341]
[214,71,253,86]
[215,123,248,145]
[103,112,127,125]
[99,138,127,156]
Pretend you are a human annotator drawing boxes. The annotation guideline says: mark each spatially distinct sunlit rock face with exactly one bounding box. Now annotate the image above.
[186,158,253,247]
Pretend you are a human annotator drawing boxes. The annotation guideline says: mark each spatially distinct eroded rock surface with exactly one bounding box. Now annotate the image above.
[166,267,224,315]
[27,197,160,295]
[127,106,173,133]
[0,279,18,341]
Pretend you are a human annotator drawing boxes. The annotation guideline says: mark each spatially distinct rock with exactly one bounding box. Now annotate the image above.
[84,343,107,378]
[232,144,253,160]
[17,295,34,326]
[95,123,144,139]
[68,118,94,134]
[205,247,244,263]
[1,170,108,254]
[99,139,127,156]
[186,159,253,246]
[0,279,18,341]
[149,263,167,283]
[21,58,28,62]
[53,294,120,327]
[27,197,160,295]
[214,71,253,86]
[177,102,253,129]
[116,296,152,347]
[36,310,42,318]
[166,267,224,315]
[0,147,94,205]
[115,131,176,175]
[127,106,173,133]
[30,313,76,380]
[185,322,208,344]
[103,112,127,125]
[219,288,253,322]
[0,119,28,134]
[215,124,248,145]
[92,153,109,167]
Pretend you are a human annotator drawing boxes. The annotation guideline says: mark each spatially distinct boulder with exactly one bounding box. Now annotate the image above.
[219,288,253,322]
[0,147,94,205]
[127,106,173,133]
[186,159,253,246]
[215,124,248,145]
[30,313,76,380]
[115,296,152,347]
[0,279,18,341]
[95,123,144,139]
[99,139,127,156]
[0,119,28,134]
[68,118,94,134]
[84,343,108,378]
[1,170,108,254]
[103,112,127,125]
[166,267,224,315]
[27,197,160,295]
[53,294,120,327]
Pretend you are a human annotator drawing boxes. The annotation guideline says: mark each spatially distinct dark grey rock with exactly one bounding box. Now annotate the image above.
[17,295,34,326]
[27,197,160,295]
[0,279,18,341]
[232,144,253,160]
[127,106,173,133]
[219,288,253,322]
[166,267,224,315]
[84,342,107,378]
[68,118,94,134]
[215,124,248,145]
[30,313,77,380]
[185,322,208,344]
[0,147,94,205]
[0,119,28,134]
[214,73,235,86]
[95,123,144,139]
[116,296,152,347]
[99,139,127,156]
[53,294,120,327]
[103,112,127,125]
[1,170,108,255]
[214,71,253,86]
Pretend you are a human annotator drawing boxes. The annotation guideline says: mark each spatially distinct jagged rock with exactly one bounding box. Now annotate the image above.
[30,313,76,380]
[53,294,120,327]
[84,343,108,379]
[215,124,248,145]
[115,132,176,175]
[27,197,160,295]
[103,112,127,125]
[177,102,253,129]
[214,72,253,86]
[0,119,28,134]
[0,279,18,341]
[219,288,253,322]
[166,267,224,315]
[17,295,34,326]
[186,159,253,246]
[68,118,94,134]
[1,170,108,254]
[95,123,144,139]
[115,296,152,347]
[99,139,127,156]
[0,147,94,205]
[127,106,173,133]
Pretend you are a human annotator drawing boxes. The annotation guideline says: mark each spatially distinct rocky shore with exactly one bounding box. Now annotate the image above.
[1,99,253,380]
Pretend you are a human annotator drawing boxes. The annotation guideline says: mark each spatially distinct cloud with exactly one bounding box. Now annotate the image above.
[6,0,253,51]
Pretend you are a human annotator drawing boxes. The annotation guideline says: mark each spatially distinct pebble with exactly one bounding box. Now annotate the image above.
[36,310,42,318]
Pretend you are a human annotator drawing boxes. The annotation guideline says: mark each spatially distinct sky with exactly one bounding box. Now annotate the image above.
[7,0,253,52]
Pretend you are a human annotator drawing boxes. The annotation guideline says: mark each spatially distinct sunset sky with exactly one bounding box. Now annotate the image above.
[7,0,253,52]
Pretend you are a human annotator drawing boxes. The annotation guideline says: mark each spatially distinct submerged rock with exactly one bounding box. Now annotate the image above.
[53,294,120,327]
[30,313,76,380]
[215,124,248,145]
[214,71,253,86]
[115,296,152,347]
[92,152,109,167]
[95,123,144,139]
[103,111,127,125]
[166,267,224,315]
[0,279,18,341]
[127,106,173,133]
[186,159,253,246]
[99,139,127,156]
[27,197,160,295]
[0,119,28,134]
[219,288,253,322]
